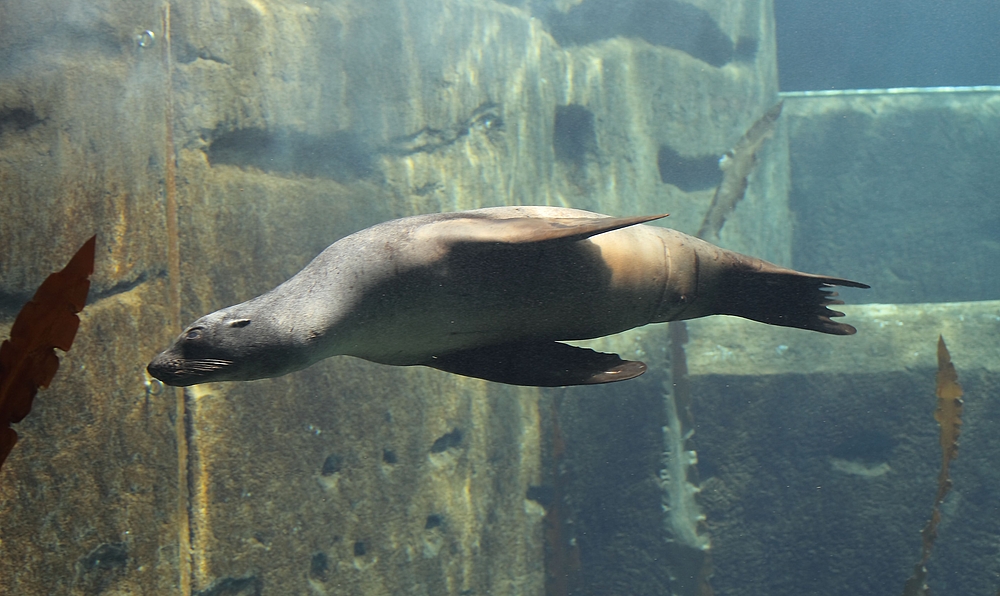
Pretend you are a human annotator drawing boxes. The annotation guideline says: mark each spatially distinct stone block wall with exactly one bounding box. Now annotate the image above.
[569,300,1000,596]
[785,90,1000,305]
[686,302,1000,596]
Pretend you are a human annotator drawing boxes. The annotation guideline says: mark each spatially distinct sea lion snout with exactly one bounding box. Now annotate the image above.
[148,310,315,386]
[147,315,244,386]
[146,351,235,386]
[147,329,237,386]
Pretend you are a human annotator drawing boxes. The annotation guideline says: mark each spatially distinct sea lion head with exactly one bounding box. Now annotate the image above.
[147,308,309,386]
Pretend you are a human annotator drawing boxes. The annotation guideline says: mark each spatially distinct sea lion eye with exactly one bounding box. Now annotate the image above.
[228,319,251,328]
[184,327,204,341]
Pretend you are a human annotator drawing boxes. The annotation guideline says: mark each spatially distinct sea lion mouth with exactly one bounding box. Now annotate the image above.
[147,356,234,387]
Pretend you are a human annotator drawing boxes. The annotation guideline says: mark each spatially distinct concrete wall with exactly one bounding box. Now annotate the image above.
[785,89,1000,305]
[687,302,1000,596]
[573,300,1000,596]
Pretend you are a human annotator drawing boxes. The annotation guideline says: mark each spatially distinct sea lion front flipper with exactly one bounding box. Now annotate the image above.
[422,342,647,387]
[417,213,667,245]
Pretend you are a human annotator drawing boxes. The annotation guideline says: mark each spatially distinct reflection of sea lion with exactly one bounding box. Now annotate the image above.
[147,206,868,387]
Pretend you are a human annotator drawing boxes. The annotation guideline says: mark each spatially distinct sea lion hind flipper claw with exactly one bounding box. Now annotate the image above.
[714,270,868,335]
[422,342,647,387]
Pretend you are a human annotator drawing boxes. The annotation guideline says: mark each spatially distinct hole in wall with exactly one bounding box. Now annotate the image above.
[734,36,759,61]
[206,128,377,182]
[553,104,597,166]
[321,454,342,476]
[425,514,444,530]
[526,485,554,508]
[430,428,463,453]
[191,576,262,596]
[79,542,128,572]
[309,552,329,582]
[657,145,722,191]
[0,107,43,137]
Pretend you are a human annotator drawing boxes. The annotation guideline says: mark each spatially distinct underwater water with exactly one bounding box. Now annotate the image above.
[775,0,1000,91]
[0,1,998,595]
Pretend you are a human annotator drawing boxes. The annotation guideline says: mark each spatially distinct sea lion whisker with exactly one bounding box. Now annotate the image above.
[182,359,234,373]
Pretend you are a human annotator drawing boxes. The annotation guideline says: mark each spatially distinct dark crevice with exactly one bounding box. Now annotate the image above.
[526,484,554,508]
[734,36,759,61]
[0,108,44,137]
[430,428,463,453]
[554,104,597,166]
[0,292,32,321]
[309,552,329,582]
[321,454,342,476]
[657,145,722,191]
[0,270,164,321]
[204,104,502,181]
[193,576,263,596]
[412,182,442,196]
[75,542,128,594]
[425,514,444,530]
[544,0,746,67]
[87,270,157,305]
[206,128,377,182]
[79,542,128,571]
[383,103,503,156]
[175,43,230,65]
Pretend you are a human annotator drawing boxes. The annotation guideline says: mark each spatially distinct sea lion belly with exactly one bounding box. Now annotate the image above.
[344,222,672,365]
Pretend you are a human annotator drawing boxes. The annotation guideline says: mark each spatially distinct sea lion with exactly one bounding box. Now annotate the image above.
[147,206,868,387]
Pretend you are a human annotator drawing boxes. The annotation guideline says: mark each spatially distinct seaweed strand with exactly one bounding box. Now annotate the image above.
[900,335,964,596]
[659,103,781,595]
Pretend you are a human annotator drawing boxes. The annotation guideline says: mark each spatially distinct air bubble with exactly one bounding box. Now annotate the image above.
[145,377,164,397]
[136,30,156,49]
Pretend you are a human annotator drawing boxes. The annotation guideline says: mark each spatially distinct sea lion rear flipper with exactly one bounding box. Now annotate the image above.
[713,270,870,335]
[417,213,667,245]
[422,342,647,387]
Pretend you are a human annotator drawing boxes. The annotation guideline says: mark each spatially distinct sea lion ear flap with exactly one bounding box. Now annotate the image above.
[418,213,668,245]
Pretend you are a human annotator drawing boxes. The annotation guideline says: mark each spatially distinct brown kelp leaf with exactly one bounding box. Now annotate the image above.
[0,235,96,470]
[900,336,965,596]
[934,335,963,471]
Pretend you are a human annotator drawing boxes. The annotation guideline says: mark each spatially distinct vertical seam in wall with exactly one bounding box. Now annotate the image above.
[161,3,192,595]
[183,387,201,586]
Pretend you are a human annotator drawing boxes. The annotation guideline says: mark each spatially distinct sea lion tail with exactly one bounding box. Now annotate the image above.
[712,265,870,335]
